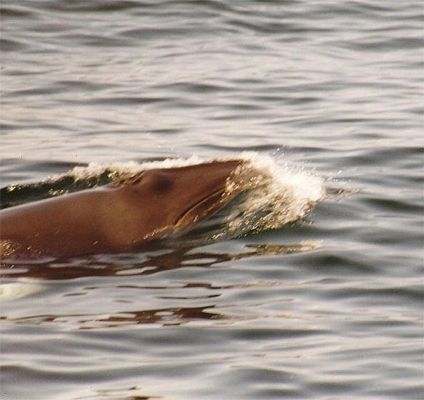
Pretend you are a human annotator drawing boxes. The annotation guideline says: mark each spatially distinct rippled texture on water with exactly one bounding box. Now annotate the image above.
[1,0,423,399]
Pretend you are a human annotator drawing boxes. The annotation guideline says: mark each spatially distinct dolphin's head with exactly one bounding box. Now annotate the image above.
[114,160,265,243]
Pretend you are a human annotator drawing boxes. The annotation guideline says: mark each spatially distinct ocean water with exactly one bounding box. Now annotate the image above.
[1,0,423,399]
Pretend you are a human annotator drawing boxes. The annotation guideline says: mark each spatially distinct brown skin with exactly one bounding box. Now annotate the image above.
[0,160,258,259]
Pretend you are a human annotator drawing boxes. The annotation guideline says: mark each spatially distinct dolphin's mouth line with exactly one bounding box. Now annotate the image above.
[175,187,227,227]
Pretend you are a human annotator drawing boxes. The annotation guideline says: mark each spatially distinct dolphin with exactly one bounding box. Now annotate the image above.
[0,159,264,259]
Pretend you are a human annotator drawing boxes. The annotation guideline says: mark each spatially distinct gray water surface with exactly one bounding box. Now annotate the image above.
[1,1,423,399]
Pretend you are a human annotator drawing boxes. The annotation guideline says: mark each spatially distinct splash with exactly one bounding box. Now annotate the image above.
[216,152,325,238]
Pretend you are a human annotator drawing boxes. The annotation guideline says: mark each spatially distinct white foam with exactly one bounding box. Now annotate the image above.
[220,152,325,235]
[61,155,207,181]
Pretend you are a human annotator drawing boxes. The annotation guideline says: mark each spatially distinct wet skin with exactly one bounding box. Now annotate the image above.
[0,160,258,259]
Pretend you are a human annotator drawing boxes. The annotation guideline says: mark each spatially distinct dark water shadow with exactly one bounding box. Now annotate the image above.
[3,304,224,329]
[1,242,318,281]
[0,241,320,328]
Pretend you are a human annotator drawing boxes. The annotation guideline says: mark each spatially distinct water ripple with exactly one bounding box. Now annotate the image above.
[1,0,423,398]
